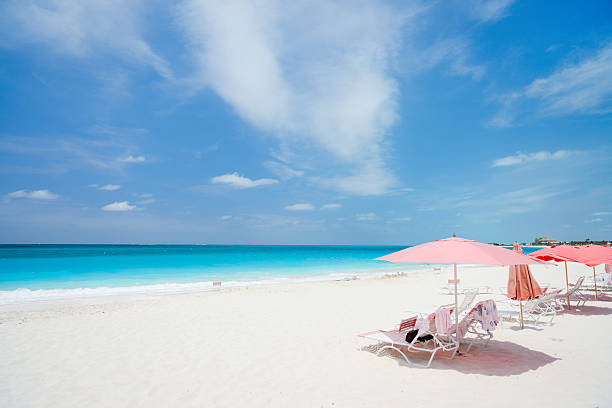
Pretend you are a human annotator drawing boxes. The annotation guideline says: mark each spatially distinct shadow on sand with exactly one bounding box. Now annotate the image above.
[362,340,559,375]
[561,304,612,316]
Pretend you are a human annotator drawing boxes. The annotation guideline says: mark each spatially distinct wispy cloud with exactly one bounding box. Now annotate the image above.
[468,0,516,22]
[102,201,136,211]
[119,155,145,163]
[585,218,603,223]
[492,150,573,167]
[320,203,341,210]
[284,203,314,211]
[99,184,121,191]
[315,162,398,196]
[525,43,612,116]
[357,212,377,221]
[7,189,60,200]
[263,161,304,180]
[220,215,232,220]
[0,135,144,172]
[176,0,411,195]
[490,42,612,126]
[593,211,612,216]
[392,216,412,222]
[211,172,278,189]
[0,0,172,79]
[413,38,485,80]
[136,199,156,205]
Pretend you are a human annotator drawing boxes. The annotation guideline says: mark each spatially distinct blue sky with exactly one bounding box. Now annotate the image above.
[0,0,611,244]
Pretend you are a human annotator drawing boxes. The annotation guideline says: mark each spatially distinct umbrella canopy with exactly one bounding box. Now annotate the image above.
[530,244,612,304]
[375,237,543,265]
[529,245,584,263]
[508,242,543,301]
[578,245,612,266]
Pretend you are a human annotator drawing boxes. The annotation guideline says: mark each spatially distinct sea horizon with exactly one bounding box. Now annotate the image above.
[0,244,545,304]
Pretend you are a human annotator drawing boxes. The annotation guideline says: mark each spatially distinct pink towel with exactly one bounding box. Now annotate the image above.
[435,308,453,335]
[605,264,612,274]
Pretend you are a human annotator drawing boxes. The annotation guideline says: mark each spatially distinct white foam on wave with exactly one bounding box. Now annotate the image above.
[0,264,424,305]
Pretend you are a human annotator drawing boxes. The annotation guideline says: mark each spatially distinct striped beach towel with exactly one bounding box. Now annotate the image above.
[435,308,453,335]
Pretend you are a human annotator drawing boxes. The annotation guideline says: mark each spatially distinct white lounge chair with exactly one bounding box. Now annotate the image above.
[583,273,612,291]
[456,300,498,353]
[557,276,587,308]
[357,307,459,368]
[497,296,555,325]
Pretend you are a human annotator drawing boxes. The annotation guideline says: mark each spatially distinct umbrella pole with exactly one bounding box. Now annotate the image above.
[565,261,571,310]
[454,263,459,341]
[520,302,524,329]
[593,267,598,300]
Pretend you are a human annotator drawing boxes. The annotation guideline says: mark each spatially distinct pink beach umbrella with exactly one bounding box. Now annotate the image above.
[530,245,612,304]
[375,237,543,339]
[574,245,612,299]
[507,242,543,328]
[530,245,586,309]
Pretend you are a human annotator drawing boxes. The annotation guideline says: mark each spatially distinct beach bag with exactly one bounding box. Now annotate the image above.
[405,329,433,343]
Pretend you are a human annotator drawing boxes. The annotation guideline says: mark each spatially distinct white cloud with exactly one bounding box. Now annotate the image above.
[585,218,603,223]
[492,150,573,167]
[0,134,146,172]
[263,161,304,180]
[320,203,341,210]
[136,199,156,205]
[393,216,412,222]
[284,203,314,211]
[525,43,612,116]
[101,201,136,211]
[0,0,172,79]
[414,38,485,80]
[316,161,398,196]
[176,0,409,195]
[99,184,121,191]
[119,155,145,163]
[490,42,612,126]
[211,172,278,189]
[7,189,60,200]
[593,211,612,216]
[469,0,516,22]
[357,212,377,221]
[220,215,232,220]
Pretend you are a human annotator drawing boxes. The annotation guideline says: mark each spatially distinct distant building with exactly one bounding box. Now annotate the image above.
[533,236,559,245]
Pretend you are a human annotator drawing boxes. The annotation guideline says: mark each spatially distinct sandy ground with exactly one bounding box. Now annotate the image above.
[1,262,611,407]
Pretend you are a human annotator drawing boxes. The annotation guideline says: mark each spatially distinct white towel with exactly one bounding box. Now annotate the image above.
[475,299,499,332]
[415,313,433,337]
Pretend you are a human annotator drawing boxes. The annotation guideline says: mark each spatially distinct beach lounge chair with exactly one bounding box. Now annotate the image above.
[497,297,555,325]
[557,276,587,308]
[357,306,459,368]
[456,299,498,353]
[583,273,612,292]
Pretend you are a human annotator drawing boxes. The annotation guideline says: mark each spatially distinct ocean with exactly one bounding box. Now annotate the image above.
[0,244,542,304]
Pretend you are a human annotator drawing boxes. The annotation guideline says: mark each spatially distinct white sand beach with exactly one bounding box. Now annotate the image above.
[1,261,611,408]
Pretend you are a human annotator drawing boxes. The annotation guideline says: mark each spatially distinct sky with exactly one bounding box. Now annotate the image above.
[0,0,611,245]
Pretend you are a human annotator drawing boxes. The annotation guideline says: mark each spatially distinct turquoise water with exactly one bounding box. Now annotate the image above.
[0,245,411,291]
[0,244,544,296]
